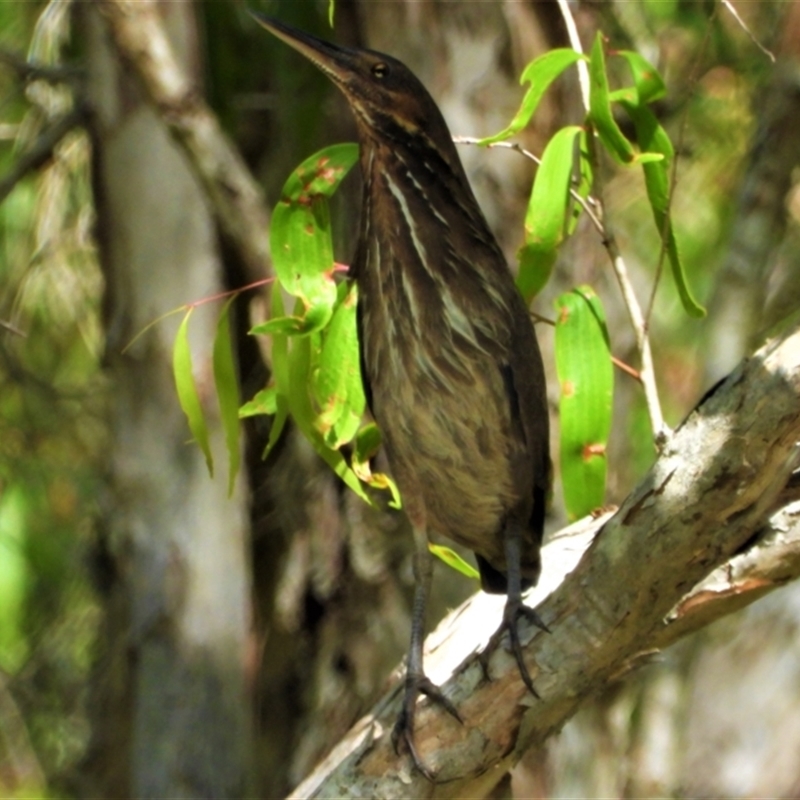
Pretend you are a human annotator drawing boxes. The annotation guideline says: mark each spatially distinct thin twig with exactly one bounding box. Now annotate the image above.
[556,0,590,110]
[0,319,27,337]
[556,0,669,445]
[720,0,776,63]
[607,231,666,440]
[0,104,85,204]
[531,310,556,327]
[611,356,641,382]
[0,48,82,85]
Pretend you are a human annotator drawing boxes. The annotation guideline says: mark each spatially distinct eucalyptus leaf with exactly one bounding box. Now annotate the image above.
[428,544,480,580]
[173,310,213,476]
[588,33,636,164]
[622,101,705,318]
[517,126,582,302]
[554,287,613,520]
[314,283,365,448]
[213,298,241,496]
[478,49,584,145]
[617,50,666,104]
[239,386,278,418]
[269,143,359,335]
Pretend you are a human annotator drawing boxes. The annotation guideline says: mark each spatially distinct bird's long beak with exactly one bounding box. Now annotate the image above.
[249,11,358,86]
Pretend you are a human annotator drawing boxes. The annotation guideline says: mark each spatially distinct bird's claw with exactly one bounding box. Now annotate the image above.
[479,597,548,696]
[392,674,462,780]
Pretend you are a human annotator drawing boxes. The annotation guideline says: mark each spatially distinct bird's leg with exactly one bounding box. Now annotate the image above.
[392,525,462,780]
[481,520,549,696]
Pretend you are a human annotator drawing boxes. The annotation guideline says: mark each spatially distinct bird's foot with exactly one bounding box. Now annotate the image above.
[392,673,463,780]
[479,596,549,696]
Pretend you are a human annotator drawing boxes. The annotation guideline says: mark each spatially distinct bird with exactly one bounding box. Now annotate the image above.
[252,13,551,778]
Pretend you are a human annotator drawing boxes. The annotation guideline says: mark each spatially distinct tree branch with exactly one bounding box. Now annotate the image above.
[93,0,271,282]
[0,105,85,204]
[288,325,800,799]
[0,48,83,85]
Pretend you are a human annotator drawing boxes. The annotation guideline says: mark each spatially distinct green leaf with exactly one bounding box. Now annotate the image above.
[554,286,613,520]
[263,398,289,460]
[353,423,402,509]
[428,544,480,580]
[287,335,375,506]
[173,309,213,476]
[478,49,585,145]
[588,33,636,164]
[517,125,582,302]
[269,143,359,335]
[621,102,706,318]
[269,287,290,389]
[588,35,667,168]
[617,50,666,105]
[239,386,278,418]
[250,315,313,336]
[354,422,382,465]
[314,283,365,448]
[328,0,335,26]
[566,130,594,236]
[263,287,290,458]
[214,299,241,496]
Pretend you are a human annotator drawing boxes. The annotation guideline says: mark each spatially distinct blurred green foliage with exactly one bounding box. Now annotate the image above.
[0,3,104,796]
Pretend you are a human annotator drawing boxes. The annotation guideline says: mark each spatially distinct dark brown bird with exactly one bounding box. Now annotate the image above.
[253,14,551,777]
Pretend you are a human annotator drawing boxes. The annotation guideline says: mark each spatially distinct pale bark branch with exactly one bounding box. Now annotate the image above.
[0,48,82,85]
[93,0,271,282]
[289,326,800,799]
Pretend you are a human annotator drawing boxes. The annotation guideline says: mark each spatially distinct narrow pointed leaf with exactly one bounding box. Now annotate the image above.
[173,310,213,476]
[617,50,666,104]
[269,286,290,395]
[288,335,374,506]
[478,49,585,145]
[566,130,594,236]
[239,386,278,418]
[555,286,613,520]
[250,315,314,336]
[517,125,582,302]
[262,398,288,460]
[353,422,382,466]
[622,101,706,318]
[588,33,636,164]
[353,423,402,508]
[428,544,480,580]
[263,286,290,458]
[589,35,666,167]
[213,299,241,496]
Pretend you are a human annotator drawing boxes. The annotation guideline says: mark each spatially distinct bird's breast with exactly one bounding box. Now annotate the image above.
[353,143,538,563]
[358,280,527,563]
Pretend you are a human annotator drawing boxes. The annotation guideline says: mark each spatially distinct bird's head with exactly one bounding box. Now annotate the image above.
[251,13,452,152]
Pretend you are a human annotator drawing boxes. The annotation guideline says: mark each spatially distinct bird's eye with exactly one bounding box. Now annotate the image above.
[371,62,389,79]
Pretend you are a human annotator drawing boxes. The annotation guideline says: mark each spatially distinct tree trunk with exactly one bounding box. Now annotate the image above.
[79,2,252,796]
